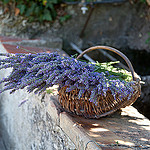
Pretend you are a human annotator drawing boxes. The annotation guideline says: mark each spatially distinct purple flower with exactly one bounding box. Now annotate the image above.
[0,51,134,104]
[16,46,20,49]
[18,99,28,107]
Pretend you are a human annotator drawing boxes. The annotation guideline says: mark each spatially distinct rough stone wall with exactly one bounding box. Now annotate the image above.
[58,2,150,53]
[0,1,150,52]
[0,81,76,150]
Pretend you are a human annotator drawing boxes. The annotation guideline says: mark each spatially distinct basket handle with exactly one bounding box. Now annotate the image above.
[77,46,139,81]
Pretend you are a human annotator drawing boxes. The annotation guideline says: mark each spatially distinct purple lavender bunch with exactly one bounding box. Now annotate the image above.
[0,52,135,104]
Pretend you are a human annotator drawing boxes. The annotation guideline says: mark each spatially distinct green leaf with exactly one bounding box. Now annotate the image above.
[145,38,150,44]
[50,0,58,4]
[34,6,40,14]
[38,15,44,22]
[17,4,26,15]
[43,13,52,21]
[25,2,36,16]
[2,0,60,22]
[59,15,71,23]
[140,0,146,3]
[46,89,53,94]
[2,0,9,4]
[28,16,35,22]
[46,2,53,9]
[43,9,52,21]
[48,4,57,18]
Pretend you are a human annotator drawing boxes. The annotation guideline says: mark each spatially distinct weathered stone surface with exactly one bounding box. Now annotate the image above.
[1,2,150,52]
[60,112,101,150]
[2,38,63,50]
[72,106,150,149]
[0,137,6,150]
[0,89,76,150]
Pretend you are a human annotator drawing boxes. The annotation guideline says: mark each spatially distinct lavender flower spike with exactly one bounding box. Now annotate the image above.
[16,46,20,49]
[0,49,134,104]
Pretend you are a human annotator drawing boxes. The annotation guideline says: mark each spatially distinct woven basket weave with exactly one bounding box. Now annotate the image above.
[58,46,141,118]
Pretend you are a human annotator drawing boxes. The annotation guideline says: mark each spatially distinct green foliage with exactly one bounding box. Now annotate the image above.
[94,61,132,82]
[1,0,10,4]
[46,89,53,94]
[1,0,63,22]
[140,0,147,3]
[59,14,71,23]
[145,32,150,45]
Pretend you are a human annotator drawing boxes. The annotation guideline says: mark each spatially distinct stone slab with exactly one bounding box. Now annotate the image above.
[2,43,49,53]
[0,138,6,150]
[0,36,25,42]
[45,92,62,125]
[60,112,101,150]
[70,106,150,150]
[0,35,65,55]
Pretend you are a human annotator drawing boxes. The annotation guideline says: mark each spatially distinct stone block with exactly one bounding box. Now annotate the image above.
[60,112,101,150]
[45,93,61,125]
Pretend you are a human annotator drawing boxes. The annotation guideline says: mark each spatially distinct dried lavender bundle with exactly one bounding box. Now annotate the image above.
[0,52,134,104]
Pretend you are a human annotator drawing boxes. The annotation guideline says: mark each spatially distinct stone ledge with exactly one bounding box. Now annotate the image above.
[60,112,101,150]
[45,94,62,125]
[47,93,150,150]
[44,92,101,149]
[0,36,27,42]
[0,36,63,54]
[42,84,150,150]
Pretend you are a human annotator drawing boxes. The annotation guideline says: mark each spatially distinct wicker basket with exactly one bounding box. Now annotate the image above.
[58,46,141,118]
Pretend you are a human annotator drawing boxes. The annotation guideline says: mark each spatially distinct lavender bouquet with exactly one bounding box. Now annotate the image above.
[0,51,134,105]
